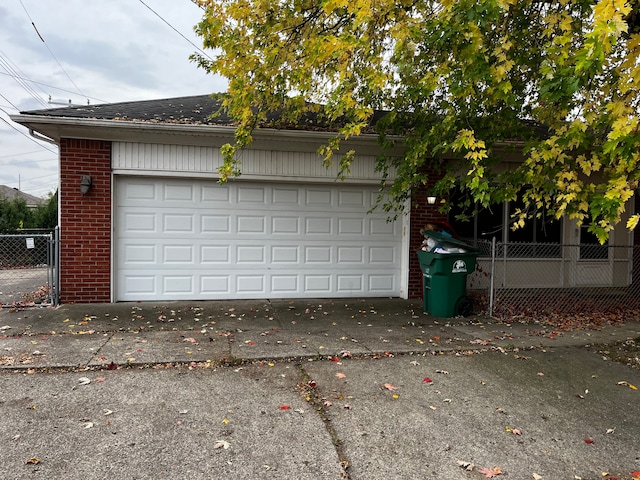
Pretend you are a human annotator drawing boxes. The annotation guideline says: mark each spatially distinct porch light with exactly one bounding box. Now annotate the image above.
[426,196,437,205]
[80,175,93,195]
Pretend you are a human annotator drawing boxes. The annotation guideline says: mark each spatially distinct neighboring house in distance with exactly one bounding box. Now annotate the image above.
[0,185,44,208]
[10,95,637,304]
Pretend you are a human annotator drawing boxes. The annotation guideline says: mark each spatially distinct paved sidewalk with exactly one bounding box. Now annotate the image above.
[2,298,639,370]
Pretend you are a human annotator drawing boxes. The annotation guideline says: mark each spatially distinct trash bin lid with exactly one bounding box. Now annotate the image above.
[419,229,481,253]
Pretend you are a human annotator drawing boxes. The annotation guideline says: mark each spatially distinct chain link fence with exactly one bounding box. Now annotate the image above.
[0,229,58,307]
[466,239,640,323]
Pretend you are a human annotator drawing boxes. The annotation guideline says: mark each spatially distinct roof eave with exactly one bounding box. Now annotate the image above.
[9,114,401,155]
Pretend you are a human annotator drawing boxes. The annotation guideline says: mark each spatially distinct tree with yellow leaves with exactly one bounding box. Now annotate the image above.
[192,0,640,241]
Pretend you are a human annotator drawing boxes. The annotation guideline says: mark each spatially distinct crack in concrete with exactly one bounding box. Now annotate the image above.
[86,332,116,368]
[296,363,352,479]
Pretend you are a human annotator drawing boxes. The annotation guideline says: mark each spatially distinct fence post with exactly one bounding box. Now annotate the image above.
[53,226,60,305]
[489,236,496,317]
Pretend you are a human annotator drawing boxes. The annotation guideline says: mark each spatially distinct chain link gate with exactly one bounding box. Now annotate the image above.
[0,228,58,307]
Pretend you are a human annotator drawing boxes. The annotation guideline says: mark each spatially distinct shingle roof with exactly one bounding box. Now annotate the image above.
[0,185,44,206]
[20,94,388,133]
[19,94,547,140]
[22,95,230,125]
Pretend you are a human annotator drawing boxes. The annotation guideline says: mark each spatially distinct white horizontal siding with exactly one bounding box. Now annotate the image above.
[112,142,394,182]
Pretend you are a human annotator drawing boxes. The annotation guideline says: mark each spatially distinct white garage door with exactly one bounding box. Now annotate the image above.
[115,177,403,301]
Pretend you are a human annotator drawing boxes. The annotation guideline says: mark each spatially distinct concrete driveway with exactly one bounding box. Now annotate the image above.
[0,299,639,479]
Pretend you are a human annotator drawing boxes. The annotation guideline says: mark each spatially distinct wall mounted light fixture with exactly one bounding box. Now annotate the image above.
[426,196,437,205]
[80,175,93,195]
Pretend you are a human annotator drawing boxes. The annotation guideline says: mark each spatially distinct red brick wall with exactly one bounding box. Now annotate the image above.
[408,171,448,299]
[59,138,112,303]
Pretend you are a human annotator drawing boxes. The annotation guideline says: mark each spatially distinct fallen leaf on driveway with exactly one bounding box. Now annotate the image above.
[383,383,398,391]
[24,457,40,465]
[336,373,346,379]
[213,440,230,449]
[532,473,543,480]
[617,381,638,390]
[279,405,291,410]
[78,377,91,386]
[94,377,106,383]
[584,438,594,444]
[480,466,503,478]
[0,326,11,331]
[423,377,433,384]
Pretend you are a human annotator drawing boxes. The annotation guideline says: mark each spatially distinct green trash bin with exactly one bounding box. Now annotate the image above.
[416,231,480,317]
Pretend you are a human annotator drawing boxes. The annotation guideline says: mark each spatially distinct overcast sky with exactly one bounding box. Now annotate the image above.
[0,0,227,198]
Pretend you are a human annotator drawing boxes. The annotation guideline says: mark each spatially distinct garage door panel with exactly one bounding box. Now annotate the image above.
[116,178,402,300]
[163,213,194,234]
[164,183,195,202]
[369,274,396,292]
[123,212,156,232]
[370,246,397,264]
[272,187,300,205]
[338,190,365,207]
[163,244,194,264]
[164,275,194,294]
[202,184,231,203]
[338,218,364,235]
[271,246,300,263]
[237,185,267,204]
[272,216,300,234]
[202,215,231,233]
[370,217,397,235]
[237,216,266,233]
[306,188,332,207]
[201,245,231,263]
[201,275,230,294]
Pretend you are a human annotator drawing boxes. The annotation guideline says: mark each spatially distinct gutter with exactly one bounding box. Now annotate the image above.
[28,128,58,145]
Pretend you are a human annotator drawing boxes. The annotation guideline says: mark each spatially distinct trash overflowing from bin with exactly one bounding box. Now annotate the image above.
[421,226,468,254]
[417,225,480,317]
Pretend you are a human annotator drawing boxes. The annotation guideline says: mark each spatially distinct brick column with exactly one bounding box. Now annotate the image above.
[59,139,111,303]
[408,170,448,299]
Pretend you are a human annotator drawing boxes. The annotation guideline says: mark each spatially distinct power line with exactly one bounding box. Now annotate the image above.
[0,93,19,111]
[0,52,49,109]
[0,71,109,105]
[0,149,48,159]
[18,0,87,100]
[138,0,213,61]
[0,157,57,166]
